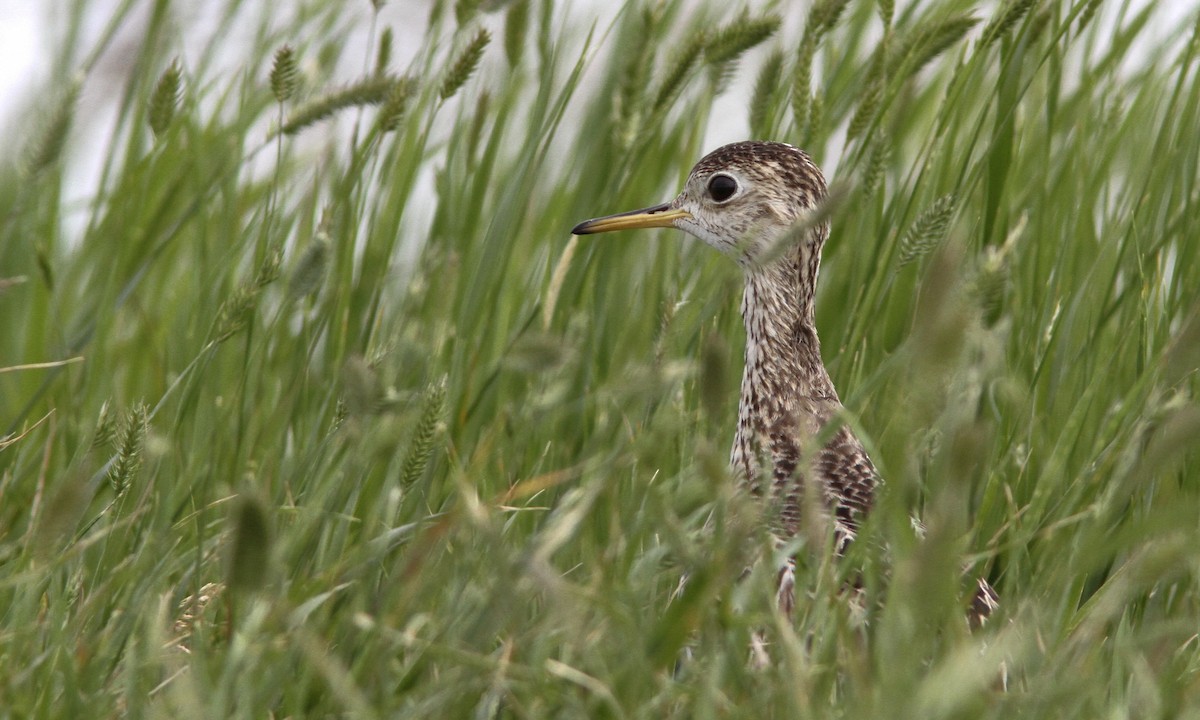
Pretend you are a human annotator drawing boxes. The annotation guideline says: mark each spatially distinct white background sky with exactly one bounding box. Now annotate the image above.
[0,2,43,122]
[2,1,1196,110]
[1,1,1196,184]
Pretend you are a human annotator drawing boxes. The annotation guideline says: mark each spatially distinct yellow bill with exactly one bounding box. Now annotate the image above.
[571,203,693,235]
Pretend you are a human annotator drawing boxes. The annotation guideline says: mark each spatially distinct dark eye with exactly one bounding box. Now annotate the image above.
[707,174,738,202]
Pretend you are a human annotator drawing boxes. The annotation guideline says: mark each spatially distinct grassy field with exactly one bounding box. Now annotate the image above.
[2,0,1199,716]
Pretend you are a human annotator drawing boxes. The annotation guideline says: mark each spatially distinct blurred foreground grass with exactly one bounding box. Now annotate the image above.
[2,0,1199,716]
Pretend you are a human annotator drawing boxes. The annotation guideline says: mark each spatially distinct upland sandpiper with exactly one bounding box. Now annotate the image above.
[572,140,996,625]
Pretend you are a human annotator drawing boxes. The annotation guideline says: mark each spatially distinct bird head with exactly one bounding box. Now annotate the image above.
[572,141,829,272]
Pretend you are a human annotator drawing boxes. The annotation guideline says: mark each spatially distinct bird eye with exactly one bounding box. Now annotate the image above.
[707,174,738,203]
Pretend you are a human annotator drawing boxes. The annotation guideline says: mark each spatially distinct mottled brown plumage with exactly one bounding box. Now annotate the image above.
[573,140,995,625]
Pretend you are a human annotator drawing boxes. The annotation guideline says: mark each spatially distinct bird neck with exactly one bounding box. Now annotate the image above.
[739,259,836,401]
[732,259,840,491]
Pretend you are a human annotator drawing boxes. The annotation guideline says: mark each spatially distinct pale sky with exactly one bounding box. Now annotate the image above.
[0,3,43,124]
[1,1,1196,174]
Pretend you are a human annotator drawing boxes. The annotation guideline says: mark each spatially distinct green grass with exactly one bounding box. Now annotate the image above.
[2,0,1199,716]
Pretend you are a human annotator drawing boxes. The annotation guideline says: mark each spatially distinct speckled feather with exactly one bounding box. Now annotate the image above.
[683,142,878,547]
[575,140,995,626]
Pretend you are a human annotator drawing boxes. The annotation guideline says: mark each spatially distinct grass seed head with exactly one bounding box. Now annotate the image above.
[92,400,117,451]
[877,0,894,27]
[847,77,883,142]
[861,132,890,198]
[280,76,395,135]
[400,378,448,488]
[791,39,816,134]
[980,0,1037,48]
[375,28,394,76]
[440,29,491,100]
[895,13,979,79]
[23,79,80,177]
[653,33,708,114]
[377,76,416,133]
[148,60,182,138]
[504,0,529,67]
[899,194,957,267]
[288,231,330,300]
[810,0,852,36]
[704,13,780,66]
[749,49,784,138]
[270,45,299,103]
[108,403,148,497]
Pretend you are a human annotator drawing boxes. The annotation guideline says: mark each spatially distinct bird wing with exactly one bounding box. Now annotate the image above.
[815,425,879,534]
